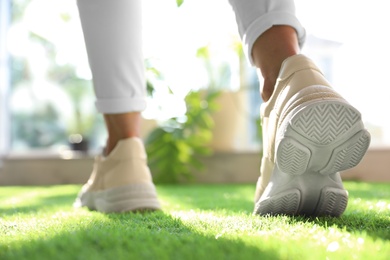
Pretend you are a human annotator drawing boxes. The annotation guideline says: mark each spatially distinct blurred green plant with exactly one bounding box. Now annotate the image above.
[145,90,220,183]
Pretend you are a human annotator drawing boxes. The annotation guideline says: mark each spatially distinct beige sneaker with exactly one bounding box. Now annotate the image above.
[254,54,370,217]
[74,137,161,213]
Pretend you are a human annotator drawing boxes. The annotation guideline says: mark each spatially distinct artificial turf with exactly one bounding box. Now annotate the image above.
[0,182,389,259]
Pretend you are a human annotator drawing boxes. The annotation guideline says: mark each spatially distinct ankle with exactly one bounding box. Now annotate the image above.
[261,77,276,102]
[104,112,141,155]
[252,25,299,101]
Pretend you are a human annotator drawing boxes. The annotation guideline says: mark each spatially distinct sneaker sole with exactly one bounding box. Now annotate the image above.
[74,182,161,213]
[255,100,370,217]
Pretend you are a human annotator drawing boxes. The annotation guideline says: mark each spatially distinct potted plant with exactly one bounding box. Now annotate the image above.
[196,42,255,151]
[145,89,220,183]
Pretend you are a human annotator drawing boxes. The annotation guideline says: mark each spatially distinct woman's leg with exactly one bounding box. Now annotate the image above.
[229,0,370,217]
[75,0,161,213]
[228,0,305,101]
[77,0,145,154]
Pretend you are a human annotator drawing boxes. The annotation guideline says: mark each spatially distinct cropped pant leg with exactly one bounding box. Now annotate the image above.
[228,0,306,65]
[77,0,146,114]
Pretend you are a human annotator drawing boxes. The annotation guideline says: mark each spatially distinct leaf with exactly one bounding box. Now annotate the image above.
[206,89,221,101]
[192,147,212,157]
[196,46,210,59]
[176,0,184,7]
[189,157,205,171]
[146,80,155,97]
[144,86,219,183]
[145,127,166,145]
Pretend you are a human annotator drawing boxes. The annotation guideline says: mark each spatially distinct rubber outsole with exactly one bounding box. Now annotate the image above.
[254,100,370,217]
[74,182,161,213]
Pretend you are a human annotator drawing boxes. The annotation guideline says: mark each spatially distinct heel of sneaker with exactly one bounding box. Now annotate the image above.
[95,183,161,213]
[277,137,311,175]
[264,100,370,217]
[315,187,348,217]
[254,189,301,216]
[254,176,349,217]
[320,129,370,174]
[277,100,370,175]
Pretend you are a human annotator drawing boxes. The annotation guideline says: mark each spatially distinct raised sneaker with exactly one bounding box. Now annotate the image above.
[254,54,370,217]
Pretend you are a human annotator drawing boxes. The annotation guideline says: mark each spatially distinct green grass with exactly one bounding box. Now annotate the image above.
[0,182,389,260]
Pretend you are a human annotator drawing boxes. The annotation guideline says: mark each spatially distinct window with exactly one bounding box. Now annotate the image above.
[1,0,389,158]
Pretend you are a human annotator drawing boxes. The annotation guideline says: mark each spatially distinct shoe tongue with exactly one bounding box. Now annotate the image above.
[108,137,147,160]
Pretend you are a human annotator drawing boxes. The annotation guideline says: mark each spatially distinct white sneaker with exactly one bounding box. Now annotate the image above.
[254,55,370,217]
[74,137,161,213]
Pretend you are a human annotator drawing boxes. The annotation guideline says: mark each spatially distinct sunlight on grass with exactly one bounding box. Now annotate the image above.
[0,182,389,260]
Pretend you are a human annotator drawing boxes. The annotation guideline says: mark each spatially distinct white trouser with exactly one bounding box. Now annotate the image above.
[228,0,306,64]
[77,0,145,114]
[77,0,305,114]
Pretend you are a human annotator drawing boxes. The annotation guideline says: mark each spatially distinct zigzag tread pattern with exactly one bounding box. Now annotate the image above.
[347,133,370,168]
[316,189,348,217]
[278,139,310,175]
[291,103,360,145]
[321,131,370,174]
[258,192,300,216]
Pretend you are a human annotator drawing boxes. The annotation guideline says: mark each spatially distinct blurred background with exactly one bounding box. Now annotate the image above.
[0,0,389,183]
